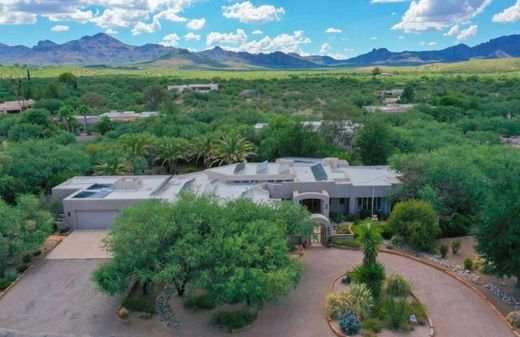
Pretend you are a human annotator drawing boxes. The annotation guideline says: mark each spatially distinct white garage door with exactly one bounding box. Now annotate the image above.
[75,211,119,229]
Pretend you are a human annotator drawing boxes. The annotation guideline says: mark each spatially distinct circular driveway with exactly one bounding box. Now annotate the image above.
[0,247,513,337]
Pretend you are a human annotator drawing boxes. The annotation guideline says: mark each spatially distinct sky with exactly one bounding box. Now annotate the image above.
[0,0,519,58]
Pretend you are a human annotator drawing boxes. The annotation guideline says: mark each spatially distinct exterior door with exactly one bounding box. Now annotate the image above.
[75,211,119,229]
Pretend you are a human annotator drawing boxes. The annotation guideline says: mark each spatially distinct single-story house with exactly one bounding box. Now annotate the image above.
[74,111,160,128]
[53,157,401,244]
[0,99,35,114]
[168,84,219,94]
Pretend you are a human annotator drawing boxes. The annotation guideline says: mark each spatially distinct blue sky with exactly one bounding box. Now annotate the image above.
[0,0,519,58]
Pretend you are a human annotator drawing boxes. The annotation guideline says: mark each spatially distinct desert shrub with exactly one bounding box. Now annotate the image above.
[362,318,384,333]
[339,310,361,336]
[346,283,374,320]
[385,297,409,330]
[331,237,360,248]
[451,239,461,254]
[326,292,350,320]
[212,309,257,332]
[439,244,448,259]
[184,293,216,311]
[390,235,405,247]
[406,299,428,325]
[352,262,386,298]
[4,271,17,282]
[439,214,472,237]
[341,271,353,285]
[0,278,11,290]
[463,258,474,271]
[16,264,28,273]
[386,273,412,298]
[122,297,156,314]
[32,250,42,257]
[22,254,32,264]
[336,224,351,234]
[118,307,129,319]
[507,311,520,328]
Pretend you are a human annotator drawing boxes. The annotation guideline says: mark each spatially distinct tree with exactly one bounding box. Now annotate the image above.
[92,116,114,135]
[143,85,168,110]
[400,85,415,103]
[76,105,91,132]
[372,67,382,77]
[80,92,105,111]
[58,72,77,89]
[93,157,132,176]
[354,118,394,165]
[209,134,256,167]
[386,200,440,252]
[58,106,77,133]
[476,165,520,287]
[118,132,154,160]
[154,137,189,174]
[187,135,213,167]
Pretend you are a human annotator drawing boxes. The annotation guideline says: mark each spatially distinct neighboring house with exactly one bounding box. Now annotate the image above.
[0,99,35,114]
[363,104,416,113]
[504,136,520,148]
[168,83,219,94]
[75,111,160,128]
[53,157,401,244]
[379,89,404,98]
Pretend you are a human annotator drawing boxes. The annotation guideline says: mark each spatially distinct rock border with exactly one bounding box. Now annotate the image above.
[326,272,434,337]
[0,235,63,300]
[331,244,520,337]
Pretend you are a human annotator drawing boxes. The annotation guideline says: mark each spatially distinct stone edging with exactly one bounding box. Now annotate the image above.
[0,236,63,300]
[326,272,434,337]
[331,244,520,337]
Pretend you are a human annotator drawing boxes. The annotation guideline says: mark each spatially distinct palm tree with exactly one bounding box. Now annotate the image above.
[208,134,257,167]
[187,135,213,167]
[118,133,154,160]
[93,157,132,176]
[155,138,189,174]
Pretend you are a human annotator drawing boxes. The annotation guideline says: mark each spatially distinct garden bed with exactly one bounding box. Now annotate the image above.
[327,273,433,337]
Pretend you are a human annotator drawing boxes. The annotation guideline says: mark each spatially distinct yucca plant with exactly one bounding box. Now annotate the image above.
[352,262,386,298]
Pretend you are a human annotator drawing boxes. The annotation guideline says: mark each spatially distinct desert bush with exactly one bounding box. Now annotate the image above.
[22,254,32,264]
[16,264,28,273]
[346,283,374,320]
[451,239,461,254]
[0,279,11,291]
[184,293,216,311]
[507,311,520,328]
[439,244,448,258]
[385,297,409,330]
[326,292,350,320]
[32,250,42,257]
[339,310,361,336]
[463,258,474,271]
[386,273,412,298]
[362,318,384,333]
[406,299,428,325]
[118,307,129,319]
[212,309,257,332]
[4,271,17,282]
[122,297,156,314]
[352,262,386,298]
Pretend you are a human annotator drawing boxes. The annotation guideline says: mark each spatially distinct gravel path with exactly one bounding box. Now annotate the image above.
[0,248,513,337]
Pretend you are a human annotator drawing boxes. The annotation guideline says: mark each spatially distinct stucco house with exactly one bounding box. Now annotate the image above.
[168,83,219,94]
[52,157,401,244]
[0,99,35,114]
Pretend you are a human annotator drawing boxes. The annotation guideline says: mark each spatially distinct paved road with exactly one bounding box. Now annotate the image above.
[0,248,513,337]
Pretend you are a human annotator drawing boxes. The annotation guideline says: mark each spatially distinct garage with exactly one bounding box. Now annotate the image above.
[75,210,119,229]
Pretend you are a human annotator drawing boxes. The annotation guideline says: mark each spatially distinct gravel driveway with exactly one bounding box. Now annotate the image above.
[0,248,513,337]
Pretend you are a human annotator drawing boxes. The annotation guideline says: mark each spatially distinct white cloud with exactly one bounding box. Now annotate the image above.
[252,30,264,35]
[320,43,331,53]
[325,27,342,33]
[398,35,405,39]
[428,41,437,45]
[160,33,180,47]
[493,0,520,23]
[393,0,491,32]
[372,0,407,2]
[444,24,478,40]
[184,32,201,41]
[105,28,119,35]
[224,30,311,54]
[369,36,378,40]
[131,18,161,36]
[207,29,248,46]
[222,1,285,24]
[51,25,69,32]
[187,18,205,30]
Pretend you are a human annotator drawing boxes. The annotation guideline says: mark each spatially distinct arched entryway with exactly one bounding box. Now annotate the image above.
[293,191,330,219]
[310,214,332,246]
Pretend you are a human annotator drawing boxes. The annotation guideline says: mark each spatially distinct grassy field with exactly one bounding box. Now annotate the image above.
[1,58,520,79]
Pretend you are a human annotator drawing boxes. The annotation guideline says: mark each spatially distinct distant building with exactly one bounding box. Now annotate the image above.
[504,136,520,148]
[363,104,416,114]
[52,157,401,244]
[75,111,160,128]
[379,89,404,98]
[168,83,219,94]
[0,99,35,114]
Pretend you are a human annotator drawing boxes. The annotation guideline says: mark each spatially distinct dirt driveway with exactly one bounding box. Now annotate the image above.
[0,247,514,337]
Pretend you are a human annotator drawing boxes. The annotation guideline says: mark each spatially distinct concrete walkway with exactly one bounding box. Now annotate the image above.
[46,230,110,260]
[0,248,513,337]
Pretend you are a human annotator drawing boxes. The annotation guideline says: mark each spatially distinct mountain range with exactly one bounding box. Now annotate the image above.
[0,33,519,69]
